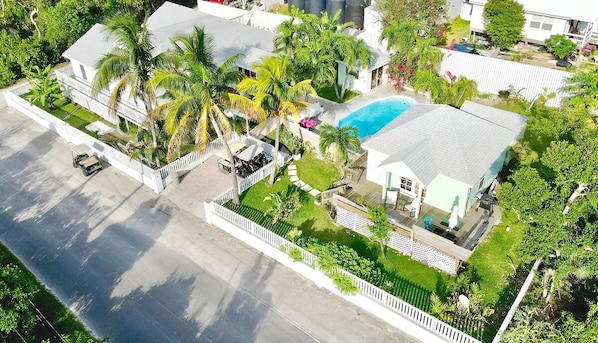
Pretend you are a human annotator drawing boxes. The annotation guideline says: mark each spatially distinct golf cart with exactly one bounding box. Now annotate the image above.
[72,144,102,176]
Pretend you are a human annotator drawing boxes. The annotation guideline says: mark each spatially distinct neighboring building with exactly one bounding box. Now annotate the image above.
[59,1,389,126]
[462,0,598,48]
[362,101,527,218]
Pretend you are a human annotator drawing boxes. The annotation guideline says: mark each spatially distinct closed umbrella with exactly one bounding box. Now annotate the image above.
[448,205,459,231]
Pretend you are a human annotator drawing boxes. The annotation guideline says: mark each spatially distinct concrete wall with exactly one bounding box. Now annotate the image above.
[4,87,165,193]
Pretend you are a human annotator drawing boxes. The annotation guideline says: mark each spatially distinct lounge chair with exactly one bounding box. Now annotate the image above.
[404,198,418,216]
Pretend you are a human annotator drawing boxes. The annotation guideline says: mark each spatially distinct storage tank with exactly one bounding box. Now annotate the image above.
[344,4,364,28]
[305,0,326,16]
[326,0,345,22]
[288,0,305,11]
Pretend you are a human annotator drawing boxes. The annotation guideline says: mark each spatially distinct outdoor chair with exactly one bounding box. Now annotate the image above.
[404,198,418,217]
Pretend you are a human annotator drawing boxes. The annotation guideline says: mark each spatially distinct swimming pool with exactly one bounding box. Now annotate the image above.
[338,96,414,139]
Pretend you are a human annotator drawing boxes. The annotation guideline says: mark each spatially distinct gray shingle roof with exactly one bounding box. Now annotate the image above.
[362,103,527,186]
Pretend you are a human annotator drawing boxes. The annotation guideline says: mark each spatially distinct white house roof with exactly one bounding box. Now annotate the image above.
[62,24,113,68]
[64,2,275,69]
[362,103,527,186]
[470,0,598,22]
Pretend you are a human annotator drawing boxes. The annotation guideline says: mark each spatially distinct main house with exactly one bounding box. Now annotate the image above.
[362,100,527,219]
[59,1,390,127]
[462,0,598,48]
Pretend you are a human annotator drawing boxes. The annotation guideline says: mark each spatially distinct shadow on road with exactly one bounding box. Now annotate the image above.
[0,120,279,342]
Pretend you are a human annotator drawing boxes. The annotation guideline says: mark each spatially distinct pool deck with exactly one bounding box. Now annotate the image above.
[318,84,429,126]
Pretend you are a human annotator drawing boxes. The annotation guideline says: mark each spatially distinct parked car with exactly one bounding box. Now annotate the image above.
[556,59,572,68]
[71,144,102,176]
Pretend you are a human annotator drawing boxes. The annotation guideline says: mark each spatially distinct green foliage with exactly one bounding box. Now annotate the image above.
[483,0,526,49]
[565,67,598,113]
[383,23,443,90]
[25,65,63,110]
[0,264,38,338]
[544,34,577,60]
[274,11,372,100]
[497,167,552,221]
[330,273,358,295]
[318,124,361,171]
[297,237,381,281]
[41,0,99,52]
[264,185,303,224]
[413,71,478,107]
[367,205,391,259]
[289,247,303,262]
[375,0,449,41]
[231,55,316,186]
[279,126,302,154]
[285,227,302,242]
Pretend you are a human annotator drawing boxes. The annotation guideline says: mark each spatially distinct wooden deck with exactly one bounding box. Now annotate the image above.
[344,181,498,250]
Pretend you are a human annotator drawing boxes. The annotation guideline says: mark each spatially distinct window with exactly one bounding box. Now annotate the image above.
[400,177,412,192]
[238,67,256,78]
[530,15,554,31]
[79,64,87,81]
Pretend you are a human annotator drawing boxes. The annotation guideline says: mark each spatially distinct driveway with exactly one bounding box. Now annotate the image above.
[0,103,420,342]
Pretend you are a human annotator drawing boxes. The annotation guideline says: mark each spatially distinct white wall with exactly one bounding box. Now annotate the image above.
[439,48,571,107]
[3,88,165,193]
[364,149,389,186]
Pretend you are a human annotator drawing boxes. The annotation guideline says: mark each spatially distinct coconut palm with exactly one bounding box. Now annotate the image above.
[149,27,247,205]
[335,37,372,100]
[92,12,162,165]
[230,55,316,186]
[318,124,361,173]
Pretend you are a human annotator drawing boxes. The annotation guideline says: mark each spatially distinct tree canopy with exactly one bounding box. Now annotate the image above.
[545,34,577,60]
[483,0,526,49]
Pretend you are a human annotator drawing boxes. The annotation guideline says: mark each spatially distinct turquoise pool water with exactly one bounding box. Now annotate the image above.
[338,96,414,139]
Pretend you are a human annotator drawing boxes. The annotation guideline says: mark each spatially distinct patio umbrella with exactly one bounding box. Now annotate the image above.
[448,205,459,231]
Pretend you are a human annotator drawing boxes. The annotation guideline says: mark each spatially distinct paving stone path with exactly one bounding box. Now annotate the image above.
[287,164,321,197]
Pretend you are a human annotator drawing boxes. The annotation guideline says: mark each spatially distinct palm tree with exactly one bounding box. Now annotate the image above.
[335,37,372,100]
[92,12,162,165]
[230,55,316,186]
[318,124,361,173]
[448,76,478,108]
[149,27,247,205]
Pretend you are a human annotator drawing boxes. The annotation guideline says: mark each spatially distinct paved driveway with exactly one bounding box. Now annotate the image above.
[0,103,420,342]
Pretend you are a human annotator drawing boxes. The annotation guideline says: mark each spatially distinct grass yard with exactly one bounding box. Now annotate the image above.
[236,155,451,311]
[466,211,526,304]
[317,86,359,103]
[0,242,100,342]
[445,18,471,46]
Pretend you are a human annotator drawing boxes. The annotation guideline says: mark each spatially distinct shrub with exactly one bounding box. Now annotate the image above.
[289,247,303,262]
[331,273,358,294]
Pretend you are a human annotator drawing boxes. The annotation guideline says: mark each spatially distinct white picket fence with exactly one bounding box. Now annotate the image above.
[208,199,481,343]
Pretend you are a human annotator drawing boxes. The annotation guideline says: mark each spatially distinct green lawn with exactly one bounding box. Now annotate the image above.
[237,155,449,311]
[466,211,526,304]
[317,85,359,103]
[445,18,471,46]
[0,242,100,342]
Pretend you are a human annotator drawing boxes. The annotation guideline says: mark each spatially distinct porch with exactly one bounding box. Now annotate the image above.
[344,180,498,250]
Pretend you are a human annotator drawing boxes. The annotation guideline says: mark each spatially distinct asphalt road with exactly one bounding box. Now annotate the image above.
[0,102,420,342]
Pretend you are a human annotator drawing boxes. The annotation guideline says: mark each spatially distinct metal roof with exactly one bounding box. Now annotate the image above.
[362,103,527,186]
